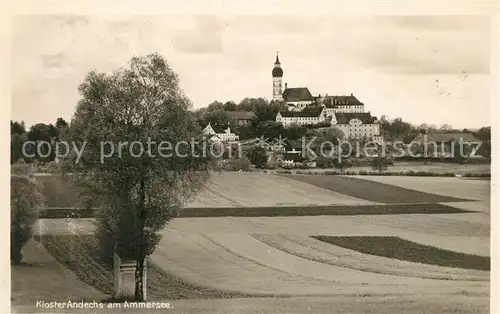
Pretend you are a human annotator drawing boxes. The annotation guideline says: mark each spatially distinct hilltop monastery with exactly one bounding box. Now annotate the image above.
[272,54,383,142]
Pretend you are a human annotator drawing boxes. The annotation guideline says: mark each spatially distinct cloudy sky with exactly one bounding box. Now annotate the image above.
[11,14,490,129]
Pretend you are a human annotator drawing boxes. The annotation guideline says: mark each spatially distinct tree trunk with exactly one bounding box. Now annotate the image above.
[134,177,147,301]
[11,229,23,265]
[134,257,146,301]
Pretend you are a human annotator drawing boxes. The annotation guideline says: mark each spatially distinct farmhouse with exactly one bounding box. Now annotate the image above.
[276,106,326,127]
[226,111,256,126]
[202,122,239,142]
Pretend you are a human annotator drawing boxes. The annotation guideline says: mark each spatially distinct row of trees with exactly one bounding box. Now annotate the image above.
[380,116,491,142]
[10,118,69,163]
[193,98,286,129]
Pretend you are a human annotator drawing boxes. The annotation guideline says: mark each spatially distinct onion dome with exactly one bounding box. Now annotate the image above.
[272,53,283,77]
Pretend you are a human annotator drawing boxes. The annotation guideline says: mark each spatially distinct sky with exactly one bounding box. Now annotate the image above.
[11,14,491,129]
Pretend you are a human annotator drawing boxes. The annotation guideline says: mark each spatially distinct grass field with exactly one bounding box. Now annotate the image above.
[283,174,473,203]
[352,176,490,203]
[312,236,490,271]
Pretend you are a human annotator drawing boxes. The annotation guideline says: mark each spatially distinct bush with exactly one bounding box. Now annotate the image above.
[316,156,335,169]
[371,157,390,173]
[95,213,115,265]
[11,167,45,264]
[276,170,292,174]
[333,158,352,173]
[324,170,340,175]
[351,158,370,167]
[224,157,251,171]
[247,146,268,168]
[463,172,491,178]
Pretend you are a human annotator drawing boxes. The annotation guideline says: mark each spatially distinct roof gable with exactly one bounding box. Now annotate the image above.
[323,95,363,107]
[283,87,313,102]
[335,112,378,124]
[205,123,231,134]
[203,123,215,134]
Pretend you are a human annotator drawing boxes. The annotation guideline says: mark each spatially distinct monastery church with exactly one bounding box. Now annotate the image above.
[272,53,383,143]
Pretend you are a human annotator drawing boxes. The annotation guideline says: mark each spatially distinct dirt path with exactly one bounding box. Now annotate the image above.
[11,239,107,307]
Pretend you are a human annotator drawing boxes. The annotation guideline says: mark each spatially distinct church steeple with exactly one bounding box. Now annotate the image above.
[272,52,283,78]
[272,52,283,101]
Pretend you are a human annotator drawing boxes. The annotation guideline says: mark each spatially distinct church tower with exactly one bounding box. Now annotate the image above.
[272,53,283,101]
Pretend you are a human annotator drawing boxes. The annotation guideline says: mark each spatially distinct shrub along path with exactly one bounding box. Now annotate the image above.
[282,174,473,204]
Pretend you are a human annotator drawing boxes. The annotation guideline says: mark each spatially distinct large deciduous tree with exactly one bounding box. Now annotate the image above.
[62,54,213,301]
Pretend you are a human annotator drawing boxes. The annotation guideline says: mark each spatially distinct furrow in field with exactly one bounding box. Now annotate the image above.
[151,231,488,297]
[250,233,489,281]
[203,233,484,286]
